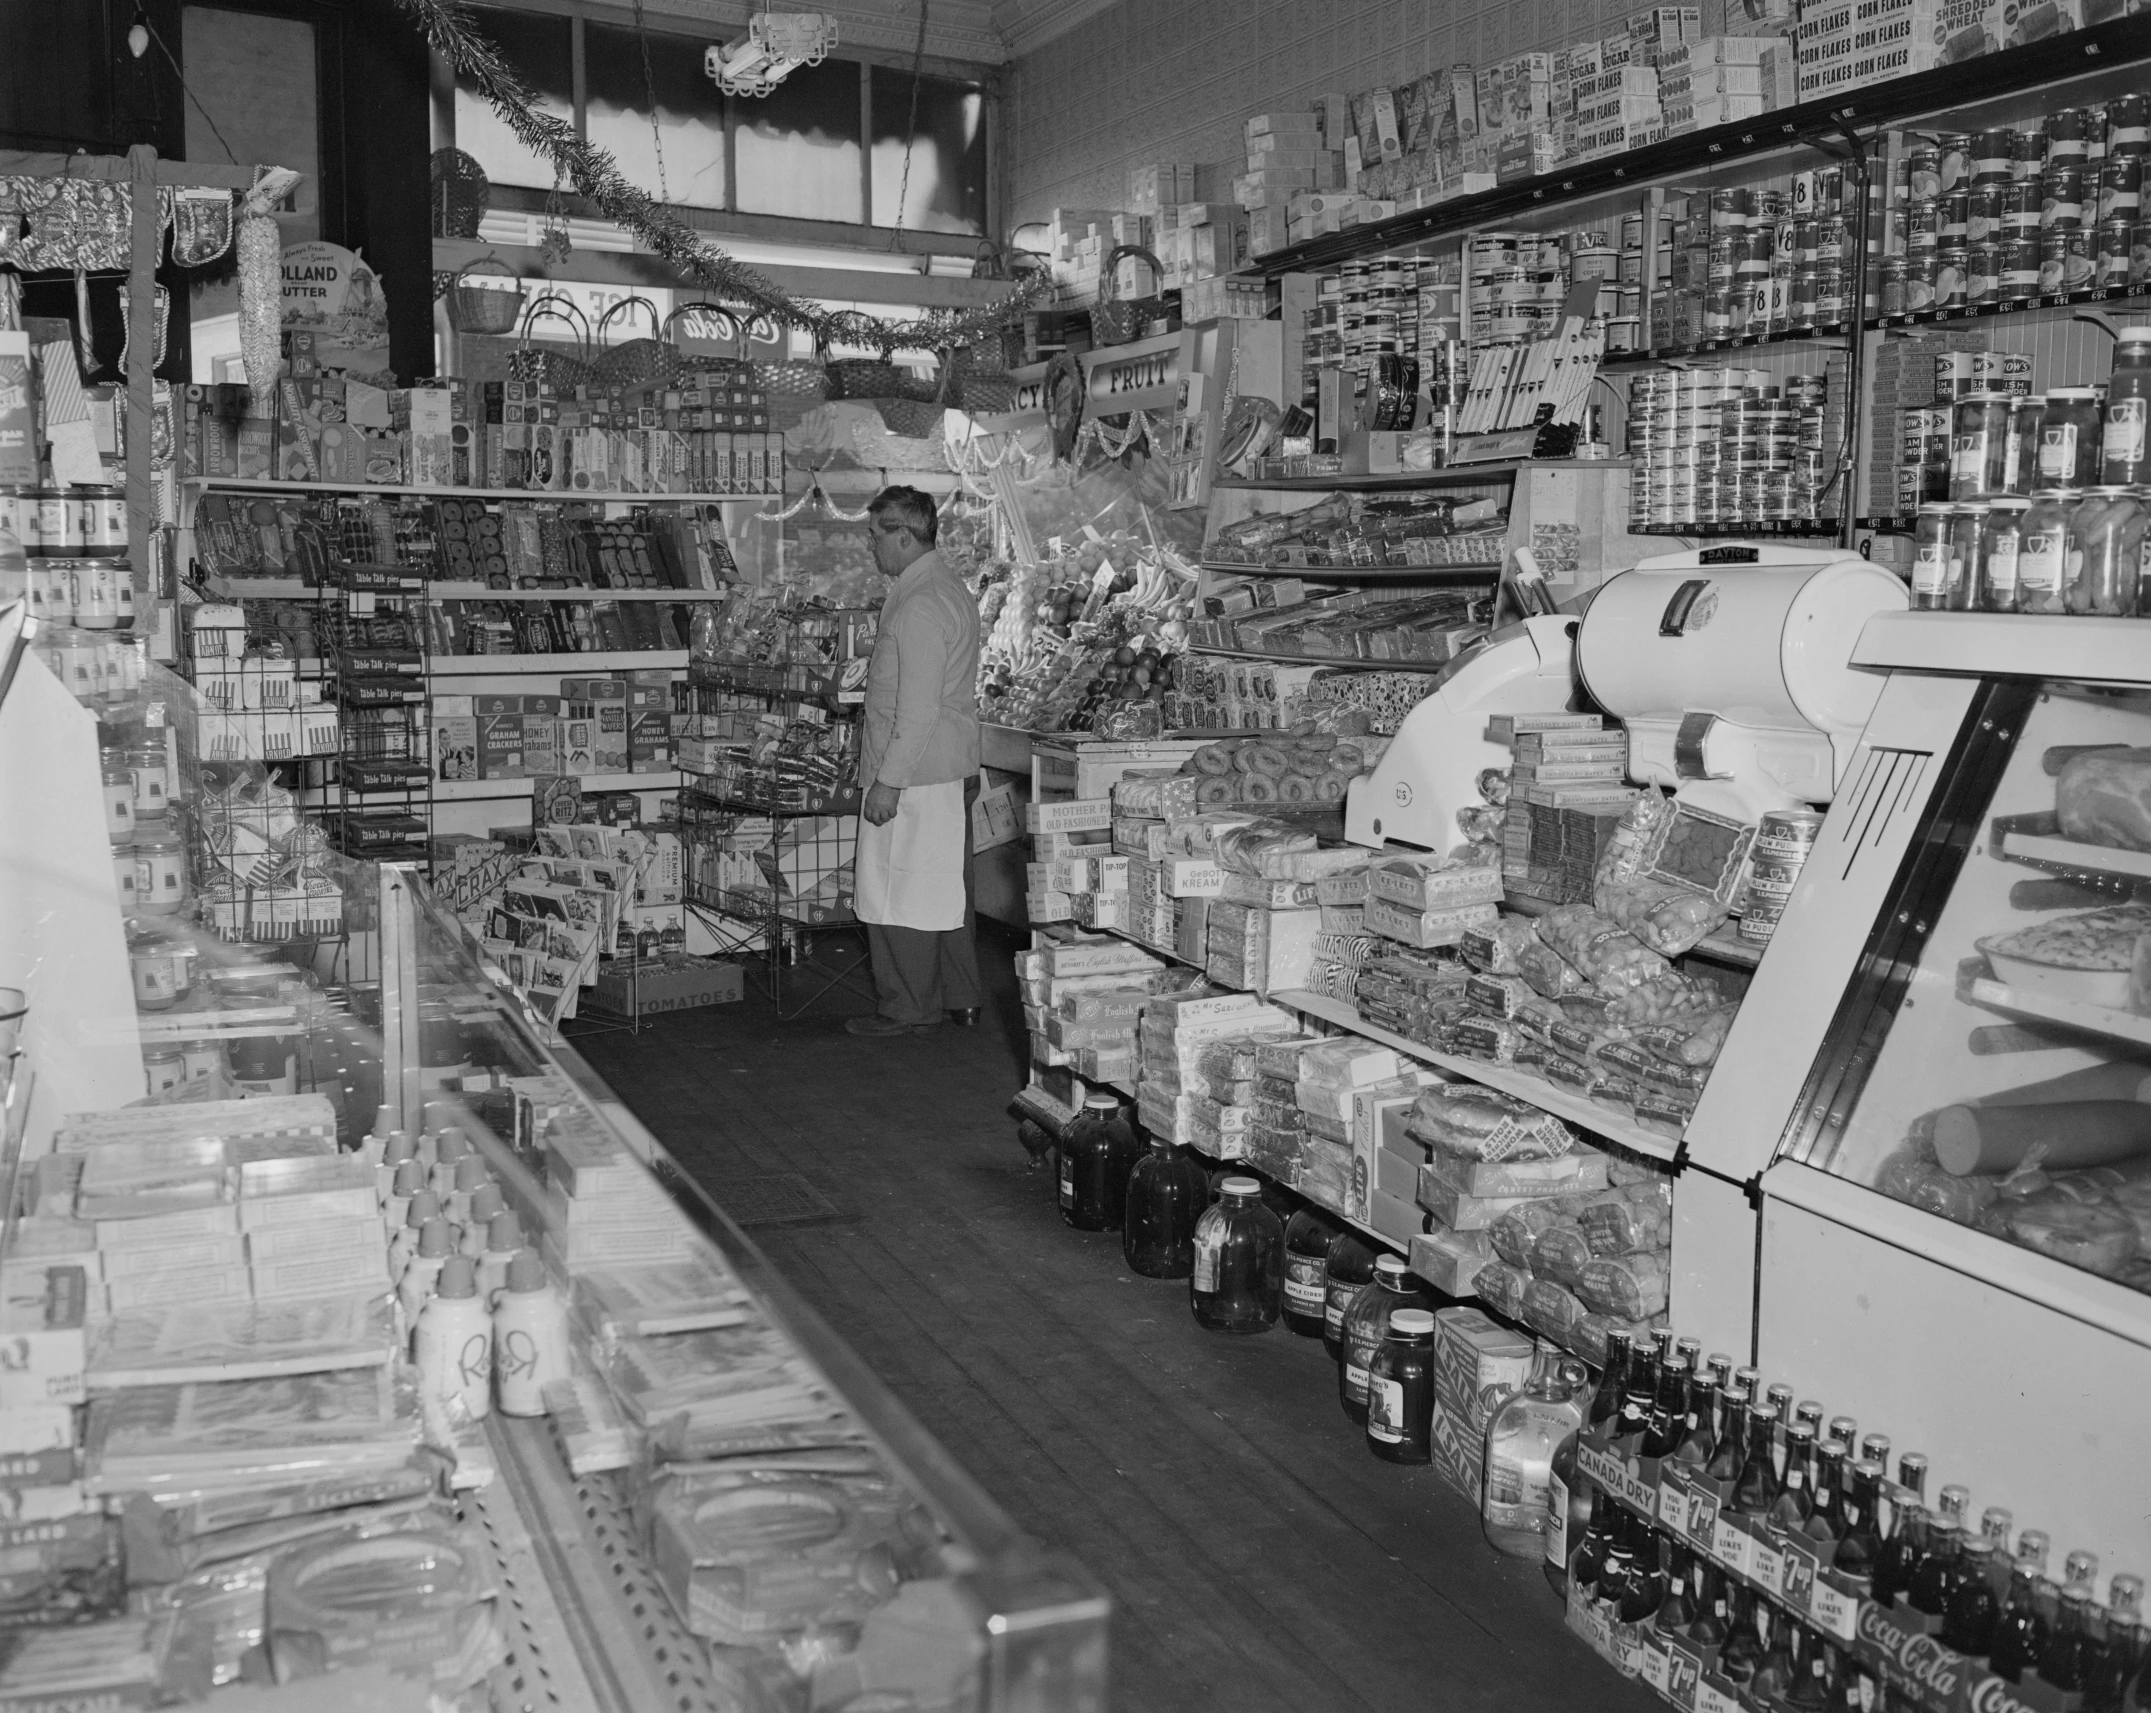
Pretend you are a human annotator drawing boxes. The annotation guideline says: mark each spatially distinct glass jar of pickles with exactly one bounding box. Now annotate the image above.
[2065,485,2144,615]
[1912,503,1957,610]
[1946,502,1991,612]
[1950,392,2013,498]
[2037,388,2102,489]
[2018,490,2077,615]
[1979,497,2031,612]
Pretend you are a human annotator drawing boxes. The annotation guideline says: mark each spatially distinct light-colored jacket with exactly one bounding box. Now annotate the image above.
[860,549,981,791]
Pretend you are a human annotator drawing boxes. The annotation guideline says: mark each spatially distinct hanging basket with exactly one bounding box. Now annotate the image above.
[510,290,595,392]
[1092,244,1168,347]
[430,148,491,240]
[873,399,947,438]
[446,254,527,335]
[757,359,831,400]
[591,295,677,387]
[824,358,940,403]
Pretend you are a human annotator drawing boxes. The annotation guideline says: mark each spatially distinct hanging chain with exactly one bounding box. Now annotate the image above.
[631,0,670,207]
[888,0,929,250]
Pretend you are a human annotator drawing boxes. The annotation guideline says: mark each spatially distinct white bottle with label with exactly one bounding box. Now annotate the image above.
[478,1210,525,1298]
[397,1216,456,1337]
[414,1253,493,1424]
[388,1190,442,1275]
[491,1249,567,1417]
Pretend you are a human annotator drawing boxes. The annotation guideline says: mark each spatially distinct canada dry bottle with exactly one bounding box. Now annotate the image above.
[1590,1329,1635,1432]
[1364,1307,1437,1464]
[1483,1352,1587,1560]
[1059,1095,1141,1232]
[1338,1255,1433,1424]
[1122,1136,1209,1278]
[1281,1206,1339,1339]
[1546,1376,1594,1600]
[1189,1175,1283,1333]
[1320,1229,1378,1359]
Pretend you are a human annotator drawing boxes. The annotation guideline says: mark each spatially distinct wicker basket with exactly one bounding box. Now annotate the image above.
[1092,244,1167,346]
[509,291,595,392]
[592,296,676,387]
[873,399,947,438]
[757,359,832,400]
[825,358,940,403]
[446,255,526,336]
[962,375,1018,414]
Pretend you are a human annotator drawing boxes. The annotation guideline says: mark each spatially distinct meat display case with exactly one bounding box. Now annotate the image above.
[1673,612,2151,1573]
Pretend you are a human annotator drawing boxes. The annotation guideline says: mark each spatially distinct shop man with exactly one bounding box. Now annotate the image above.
[846,485,983,1037]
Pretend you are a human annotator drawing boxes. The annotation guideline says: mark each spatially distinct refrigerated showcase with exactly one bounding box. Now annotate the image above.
[1674,612,2151,1575]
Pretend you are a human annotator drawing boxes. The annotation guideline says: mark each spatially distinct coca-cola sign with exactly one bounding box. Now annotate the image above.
[1856,1603,1964,1704]
[1966,1673,2045,1713]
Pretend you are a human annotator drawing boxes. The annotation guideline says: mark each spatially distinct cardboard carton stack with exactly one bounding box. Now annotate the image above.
[1361,853,1504,953]
[1795,0,1961,102]
[1015,935,1169,1088]
[1157,203,1253,291]
[1135,991,1297,1147]
[1236,111,1342,258]
[1292,1040,1441,1242]
[1659,36,1790,134]
[1496,715,1640,906]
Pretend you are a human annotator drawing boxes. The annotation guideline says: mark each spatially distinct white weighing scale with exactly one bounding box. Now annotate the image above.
[1346,612,1583,852]
[1345,545,1908,858]
[1576,546,1908,824]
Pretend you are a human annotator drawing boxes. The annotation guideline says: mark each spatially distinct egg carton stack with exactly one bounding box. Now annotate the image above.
[1134,992,1298,1149]
[1014,935,1171,1088]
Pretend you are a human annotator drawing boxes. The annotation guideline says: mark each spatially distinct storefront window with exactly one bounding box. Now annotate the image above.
[732,57,864,224]
[453,9,572,191]
[869,66,987,236]
[584,20,728,210]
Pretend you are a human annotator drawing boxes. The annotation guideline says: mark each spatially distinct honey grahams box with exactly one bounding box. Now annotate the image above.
[1429,1307,1535,1505]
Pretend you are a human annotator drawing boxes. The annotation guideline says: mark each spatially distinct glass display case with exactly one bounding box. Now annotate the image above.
[1778,672,2151,1299]
[0,602,1106,1712]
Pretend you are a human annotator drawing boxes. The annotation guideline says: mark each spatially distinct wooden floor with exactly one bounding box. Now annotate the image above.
[574,924,1658,1713]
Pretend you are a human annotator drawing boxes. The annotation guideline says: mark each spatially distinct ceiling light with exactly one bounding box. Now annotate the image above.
[705,13,837,98]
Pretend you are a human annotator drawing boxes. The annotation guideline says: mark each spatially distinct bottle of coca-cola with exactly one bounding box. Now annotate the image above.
[2046,1585,2100,1694]
[1910,1524,1965,1619]
[1833,1460,1886,1586]
[2087,1577,2145,1713]
[1944,1539,2002,1657]
[1823,1645,1870,1713]
[1871,1453,1931,1606]
[1991,1530,2053,1683]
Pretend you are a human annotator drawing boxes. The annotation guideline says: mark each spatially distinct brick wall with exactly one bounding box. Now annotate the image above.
[1006,0,1655,227]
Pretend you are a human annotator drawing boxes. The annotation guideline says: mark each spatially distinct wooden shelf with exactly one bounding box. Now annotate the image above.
[1198,561,1501,581]
[1274,988,1681,1162]
[186,477,765,503]
[434,771,682,802]
[1189,645,1458,673]
[427,651,688,676]
[206,576,724,605]
[1213,458,1618,491]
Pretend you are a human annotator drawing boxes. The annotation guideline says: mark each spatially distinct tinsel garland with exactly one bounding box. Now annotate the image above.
[391,0,1049,355]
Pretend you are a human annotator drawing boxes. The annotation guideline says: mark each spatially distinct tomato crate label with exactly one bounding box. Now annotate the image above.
[1577,1442,1659,1516]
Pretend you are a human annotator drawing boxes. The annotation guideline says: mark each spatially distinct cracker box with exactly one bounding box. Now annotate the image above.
[1429,1308,1536,1504]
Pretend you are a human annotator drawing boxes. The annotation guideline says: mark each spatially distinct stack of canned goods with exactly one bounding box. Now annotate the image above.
[1656,170,1851,350]
[1880,101,2151,315]
[1739,809,1825,946]
[3,483,132,630]
[1909,326,2151,613]
[1627,367,1832,528]
[1298,259,1466,446]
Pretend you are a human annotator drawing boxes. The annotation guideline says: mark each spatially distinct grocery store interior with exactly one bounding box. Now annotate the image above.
[7,0,2151,1709]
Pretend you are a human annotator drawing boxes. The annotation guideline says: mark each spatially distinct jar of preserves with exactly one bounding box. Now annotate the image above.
[1980,497,2031,611]
[128,929,195,1013]
[133,827,188,916]
[1951,392,2013,497]
[1122,1136,1209,1278]
[125,741,168,822]
[143,1046,185,1097]
[2019,489,2077,614]
[2038,387,2102,488]
[2066,485,2144,614]
[1365,1308,1438,1466]
[1339,1253,1434,1424]
[1912,503,1957,610]
[2007,396,2047,493]
[100,750,134,844]
[1189,1175,1283,1335]
[111,847,140,913]
[1947,502,1992,612]
[2101,326,2151,483]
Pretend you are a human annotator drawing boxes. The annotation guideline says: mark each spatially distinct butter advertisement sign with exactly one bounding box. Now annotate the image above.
[280,241,391,367]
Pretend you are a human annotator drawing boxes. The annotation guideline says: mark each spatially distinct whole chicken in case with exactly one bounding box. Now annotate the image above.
[2056,747,2151,853]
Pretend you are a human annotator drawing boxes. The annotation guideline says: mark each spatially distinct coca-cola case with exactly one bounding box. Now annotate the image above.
[1849,1599,1972,1713]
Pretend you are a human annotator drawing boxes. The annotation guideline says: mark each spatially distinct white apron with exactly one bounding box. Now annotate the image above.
[852,778,967,931]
